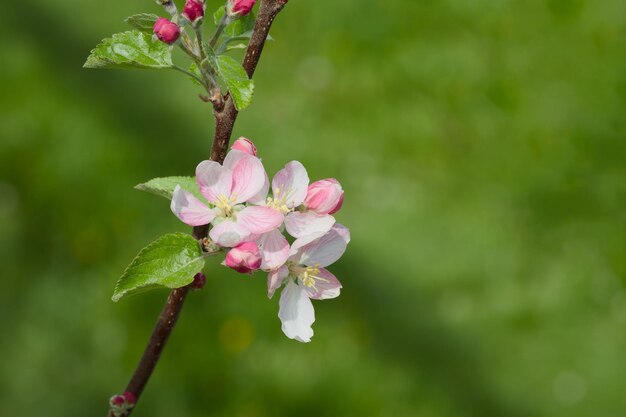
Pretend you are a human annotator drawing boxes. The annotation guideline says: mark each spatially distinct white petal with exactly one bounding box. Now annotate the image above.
[271,161,309,208]
[267,264,289,299]
[229,152,267,204]
[247,172,270,205]
[170,185,216,226]
[196,160,232,203]
[209,219,250,247]
[305,268,342,300]
[236,206,284,235]
[284,211,335,238]
[258,229,291,271]
[297,224,351,267]
[278,281,315,343]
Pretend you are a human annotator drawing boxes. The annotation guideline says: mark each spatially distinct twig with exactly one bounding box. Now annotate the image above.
[108,1,289,415]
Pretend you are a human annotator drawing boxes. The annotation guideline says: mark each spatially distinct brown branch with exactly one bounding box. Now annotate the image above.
[109,1,288,415]
[211,0,288,162]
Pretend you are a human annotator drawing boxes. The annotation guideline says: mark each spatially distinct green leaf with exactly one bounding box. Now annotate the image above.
[211,55,254,110]
[125,13,160,33]
[84,31,173,70]
[214,6,257,37]
[135,176,205,203]
[188,63,204,86]
[112,233,205,302]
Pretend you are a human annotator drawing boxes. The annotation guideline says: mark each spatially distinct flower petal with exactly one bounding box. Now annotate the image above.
[196,160,232,203]
[236,206,284,235]
[272,161,309,208]
[297,224,351,267]
[247,172,270,206]
[284,211,335,238]
[258,229,290,271]
[229,152,267,204]
[278,281,315,343]
[267,264,289,299]
[209,219,250,247]
[305,268,342,300]
[170,185,216,226]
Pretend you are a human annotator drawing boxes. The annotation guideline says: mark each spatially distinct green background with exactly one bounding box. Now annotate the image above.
[1,0,625,416]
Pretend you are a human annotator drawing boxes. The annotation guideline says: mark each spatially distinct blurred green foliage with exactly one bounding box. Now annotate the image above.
[1,0,625,416]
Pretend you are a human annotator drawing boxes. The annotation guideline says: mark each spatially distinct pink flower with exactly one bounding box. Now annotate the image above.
[153,18,180,44]
[225,241,262,274]
[304,179,344,215]
[171,150,283,247]
[183,0,204,23]
[228,0,257,17]
[231,137,257,156]
[267,224,350,343]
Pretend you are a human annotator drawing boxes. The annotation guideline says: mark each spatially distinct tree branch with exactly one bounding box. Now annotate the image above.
[109,1,288,415]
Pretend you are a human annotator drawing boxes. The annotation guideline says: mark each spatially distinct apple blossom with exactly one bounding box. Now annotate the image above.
[228,0,257,17]
[153,18,180,44]
[183,0,204,24]
[225,241,262,274]
[304,178,344,215]
[268,224,350,342]
[170,150,282,247]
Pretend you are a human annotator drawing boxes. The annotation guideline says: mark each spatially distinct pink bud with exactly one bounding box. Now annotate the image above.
[153,18,180,44]
[225,242,262,274]
[231,137,257,156]
[304,178,344,215]
[123,391,137,405]
[191,272,206,290]
[183,0,204,23]
[228,0,257,17]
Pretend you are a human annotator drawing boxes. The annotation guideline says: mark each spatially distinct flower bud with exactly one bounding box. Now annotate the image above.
[153,18,180,44]
[192,272,207,290]
[183,0,205,24]
[123,391,137,405]
[228,0,257,17]
[110,395,125,407]
[225,242,262,274]
[231,137,257,156]
[304,179,344,215]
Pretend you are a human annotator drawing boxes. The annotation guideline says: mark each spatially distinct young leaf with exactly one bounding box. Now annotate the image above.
[135,176,205,202]
[84,31,173,70]
[213,6,257,37]
[112,233,205,302]
[212,55,254,110]
[125,13,160,33]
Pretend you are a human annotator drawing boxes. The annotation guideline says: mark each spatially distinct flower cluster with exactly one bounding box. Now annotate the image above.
[170,137,349,342]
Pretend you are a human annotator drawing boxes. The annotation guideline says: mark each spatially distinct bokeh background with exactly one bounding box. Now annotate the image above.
[1,0,625,416]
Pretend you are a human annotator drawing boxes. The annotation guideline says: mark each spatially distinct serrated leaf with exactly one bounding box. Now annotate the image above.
[112,233,204,302]
[125,13,160,33]
[84,31,173,70]
[135,176,206,203]
[211,55,254,110]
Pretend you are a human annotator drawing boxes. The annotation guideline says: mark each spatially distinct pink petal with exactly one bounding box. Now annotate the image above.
[278,281,315,343]
[209,219,250,248]
[196,160,232,204]
[271,161,309,208]
[258,229,290,271]
[247,172,270,206]
[229,152,267,204]
[267,264,289,299]
[236,206,283,235]
[297,224,351,268]
[170,185,216,226]
[284,211,335,238]
[304,268,342,300]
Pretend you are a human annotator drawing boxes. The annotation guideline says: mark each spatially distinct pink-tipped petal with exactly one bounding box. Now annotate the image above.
[304,178,345,215]
[267,264,289,299]
[236,206,284,235]
[284,211,335,239]
[231,137,257,156]
[305,268,342,300]
[272,161,309,208]
[278,281,315,343]
[170,185,216,226]
[209,219,250,248]
[196,160,232,204]
[225,241,262,274]
[258,229,290,271]
[229,152,267,204]
[247,172,270,205]
[297,224,351,268]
